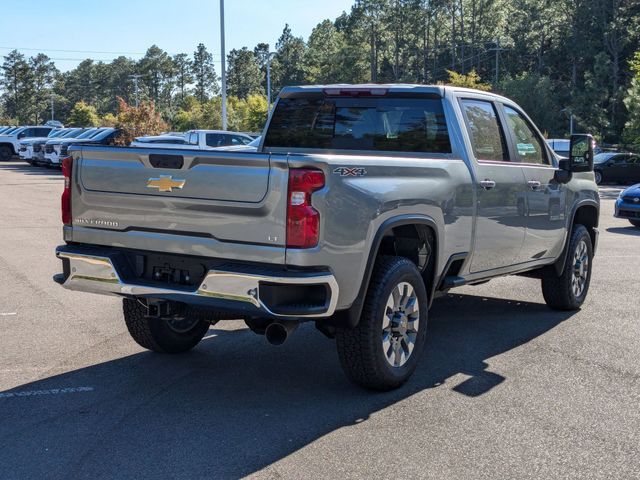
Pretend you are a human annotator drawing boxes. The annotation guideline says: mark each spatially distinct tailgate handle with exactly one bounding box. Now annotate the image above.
[149,154,184,169]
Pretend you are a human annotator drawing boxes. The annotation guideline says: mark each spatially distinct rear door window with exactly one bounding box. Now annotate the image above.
[206,134,227,147]
[265,95,451,154]
[460,99,509,162]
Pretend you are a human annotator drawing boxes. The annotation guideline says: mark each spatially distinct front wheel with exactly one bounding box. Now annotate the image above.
[335,257,428,391]
[541,225,593,311]
[0,146,13,161]
[630,220,640,228]
[123,299,214,353]
[594,170,603,185]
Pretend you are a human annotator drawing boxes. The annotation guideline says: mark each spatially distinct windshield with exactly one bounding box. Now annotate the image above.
[75,128,100,139]
[61,128,84,138]
[48,130,67,138]
[90,128,114,140]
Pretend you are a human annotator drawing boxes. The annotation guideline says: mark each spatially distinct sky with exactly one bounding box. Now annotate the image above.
[1,0,355,71]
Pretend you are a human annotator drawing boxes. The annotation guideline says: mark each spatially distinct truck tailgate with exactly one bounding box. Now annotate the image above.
[71,146,288,258]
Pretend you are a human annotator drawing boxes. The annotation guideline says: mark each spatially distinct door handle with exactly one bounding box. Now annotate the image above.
[527,180,542,190]
[479,179,496,190]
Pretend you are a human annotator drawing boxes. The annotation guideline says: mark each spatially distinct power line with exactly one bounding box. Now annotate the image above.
[0,46,225,57]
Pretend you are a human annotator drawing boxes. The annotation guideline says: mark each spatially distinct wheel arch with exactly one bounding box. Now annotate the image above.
[324,215,440,330]
[554,200,599,275]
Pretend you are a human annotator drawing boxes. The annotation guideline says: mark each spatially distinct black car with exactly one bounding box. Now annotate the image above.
[593,152,640,185]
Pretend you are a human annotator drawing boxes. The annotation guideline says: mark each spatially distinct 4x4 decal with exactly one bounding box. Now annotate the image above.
[333,167,367,177]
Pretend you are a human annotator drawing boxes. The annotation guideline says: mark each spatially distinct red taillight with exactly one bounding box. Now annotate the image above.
[61,156,73,226]
[286,169,325,248]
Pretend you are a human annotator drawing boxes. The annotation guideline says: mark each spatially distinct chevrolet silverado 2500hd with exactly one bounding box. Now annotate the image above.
[54,85,599,390]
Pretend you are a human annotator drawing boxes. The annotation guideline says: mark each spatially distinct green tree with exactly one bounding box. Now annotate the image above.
[192,43,219,102]
[306,20,348,83]
[138,45,177,114]
[28,54,58,124]
[1,50,33,123]
[67,101,100,127]
[623,52,640,146]
[272,25,307,92]
[227,48,263,98]
[173,53,194,104]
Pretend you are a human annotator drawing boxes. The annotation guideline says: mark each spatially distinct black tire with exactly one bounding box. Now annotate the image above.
[541,225,593,311]
[594,170,603,185]
[123,298,214,353]
[335,256,429,391]
[0,145,13,161]
[630,220,640,228]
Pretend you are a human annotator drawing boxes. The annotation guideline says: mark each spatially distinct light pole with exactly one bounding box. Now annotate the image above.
[50,93,54,121]
[264,52,276,116]
[129,74,143,107]
[561,108,574,135]
[220,0,227,130]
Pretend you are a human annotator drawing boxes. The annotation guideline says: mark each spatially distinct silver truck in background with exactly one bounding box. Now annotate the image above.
[54,85,599,390]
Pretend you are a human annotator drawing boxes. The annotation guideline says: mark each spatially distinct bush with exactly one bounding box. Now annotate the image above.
[67,101,100,127]
[113,97,169,145]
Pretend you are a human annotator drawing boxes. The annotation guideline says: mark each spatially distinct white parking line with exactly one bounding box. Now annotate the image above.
[0,386,94,399]
[0,312,17,316]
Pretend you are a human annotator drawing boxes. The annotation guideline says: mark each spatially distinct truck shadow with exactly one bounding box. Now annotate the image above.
[0,161,62,176]
[0,293,573,479]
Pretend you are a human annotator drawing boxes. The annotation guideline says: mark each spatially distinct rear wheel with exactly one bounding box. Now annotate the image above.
[541,225,593,311]
[630,220,640,228]
[123,299,214,353]
[335,257,428,391]
[0,145,13,161]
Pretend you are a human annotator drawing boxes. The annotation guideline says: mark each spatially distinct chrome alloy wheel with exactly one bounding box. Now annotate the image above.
[571,239,589,298]
[382,282,420,368]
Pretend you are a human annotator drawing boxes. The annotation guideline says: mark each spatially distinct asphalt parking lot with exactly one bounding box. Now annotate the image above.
[0,160,638,480]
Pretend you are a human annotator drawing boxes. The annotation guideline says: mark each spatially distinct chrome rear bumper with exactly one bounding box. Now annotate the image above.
[55,248,338,319]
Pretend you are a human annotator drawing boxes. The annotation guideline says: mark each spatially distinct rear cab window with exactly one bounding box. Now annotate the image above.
[264,93,451,154]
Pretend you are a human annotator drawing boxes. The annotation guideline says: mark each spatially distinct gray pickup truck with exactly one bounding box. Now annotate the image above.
[54,85,599,390]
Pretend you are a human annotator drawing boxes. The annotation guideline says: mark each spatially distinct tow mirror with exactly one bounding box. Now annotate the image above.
[567,134,594,173]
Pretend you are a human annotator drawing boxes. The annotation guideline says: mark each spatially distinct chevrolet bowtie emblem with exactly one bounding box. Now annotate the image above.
[146,175,186,192]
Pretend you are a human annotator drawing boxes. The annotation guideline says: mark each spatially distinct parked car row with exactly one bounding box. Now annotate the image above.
[546,137,639,185]
[131,130,255,150]
[0,125,124,167]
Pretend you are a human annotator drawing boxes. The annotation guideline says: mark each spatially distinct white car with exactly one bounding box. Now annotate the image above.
[0,126,55,161]
[130,134,187,148]
[129,130,254,151]
[44,128,100,166]
[19,129,71,162]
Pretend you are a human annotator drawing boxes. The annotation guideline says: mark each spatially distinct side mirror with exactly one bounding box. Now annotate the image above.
[17,132,25,139]
[567,134,594,173]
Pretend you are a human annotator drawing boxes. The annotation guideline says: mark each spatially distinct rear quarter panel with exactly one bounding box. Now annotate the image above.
[286,153,474,310]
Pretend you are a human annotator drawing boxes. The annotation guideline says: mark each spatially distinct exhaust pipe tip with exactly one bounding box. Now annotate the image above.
[265,321,298,346]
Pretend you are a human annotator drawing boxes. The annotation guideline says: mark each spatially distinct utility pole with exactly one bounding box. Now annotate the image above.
[129,74,143,107]
[220,0,227,130]
[489,39,506,86]
[265,52,276,116]
[570,114,574,135]
[50,93,54,121]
